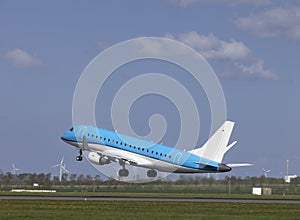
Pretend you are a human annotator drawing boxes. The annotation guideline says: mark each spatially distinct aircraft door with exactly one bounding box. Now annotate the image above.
[76,126,87,141]
[173,152,183,169]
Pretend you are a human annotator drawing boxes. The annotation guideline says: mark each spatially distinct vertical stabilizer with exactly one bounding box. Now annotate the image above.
[189,121,236,163]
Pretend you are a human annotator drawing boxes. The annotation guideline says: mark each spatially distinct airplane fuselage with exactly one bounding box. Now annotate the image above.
[61,125,231,175]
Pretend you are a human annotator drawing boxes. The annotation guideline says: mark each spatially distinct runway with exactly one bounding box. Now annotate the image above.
[1,195,300,204]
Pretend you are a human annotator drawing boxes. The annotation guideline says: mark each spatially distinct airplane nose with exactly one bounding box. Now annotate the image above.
[61,131,68,141]
[218,164,232,172]
[61,130,76,142]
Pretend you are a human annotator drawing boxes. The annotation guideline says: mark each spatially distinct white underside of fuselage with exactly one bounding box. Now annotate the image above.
[65,140,215,174]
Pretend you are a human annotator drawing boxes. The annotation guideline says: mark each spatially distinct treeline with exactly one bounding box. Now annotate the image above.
[1,172,300,185]
[0,172,299,194]
[0,172,300,186]
[2,172,298,185]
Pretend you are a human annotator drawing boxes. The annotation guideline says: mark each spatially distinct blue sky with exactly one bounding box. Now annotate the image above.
[0,0,299,178]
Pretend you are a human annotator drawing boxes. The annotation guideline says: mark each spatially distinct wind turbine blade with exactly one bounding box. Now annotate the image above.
[12,164,20,170]
[60,156,64,165]
[63,168,69,173]
[52,164,60,168]
[62,164,69,173]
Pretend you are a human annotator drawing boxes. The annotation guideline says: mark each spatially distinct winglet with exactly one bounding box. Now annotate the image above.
[226,141,237,153]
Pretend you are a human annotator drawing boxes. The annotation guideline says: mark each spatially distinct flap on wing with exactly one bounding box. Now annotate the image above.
[82,135,89,150]
[96,151,138,166]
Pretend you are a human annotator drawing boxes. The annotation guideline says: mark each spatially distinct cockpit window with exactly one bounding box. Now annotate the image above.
[69,127,74,131]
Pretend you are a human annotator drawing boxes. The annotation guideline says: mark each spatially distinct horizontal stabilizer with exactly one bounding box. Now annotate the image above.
[226,163,253,168]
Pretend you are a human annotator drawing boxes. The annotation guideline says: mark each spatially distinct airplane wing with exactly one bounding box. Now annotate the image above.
[83,135,153,167]
[97,151,138,166]
[88,150,153,167]
[194,162,216,169]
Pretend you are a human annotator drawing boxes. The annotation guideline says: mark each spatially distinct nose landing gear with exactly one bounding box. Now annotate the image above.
[76,149,83,161]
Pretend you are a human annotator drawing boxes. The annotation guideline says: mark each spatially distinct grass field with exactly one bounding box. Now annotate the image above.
[2,191,300,200]
[0,199,300,220]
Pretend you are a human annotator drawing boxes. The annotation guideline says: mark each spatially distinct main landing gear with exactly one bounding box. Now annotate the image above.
[147,169,157,177]
[76,149,83,161]
[118,168,129,177]
[118,162,129,177]
[117,168,158,178]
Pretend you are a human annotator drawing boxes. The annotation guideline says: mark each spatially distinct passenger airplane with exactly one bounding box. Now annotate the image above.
[61,121,250,177]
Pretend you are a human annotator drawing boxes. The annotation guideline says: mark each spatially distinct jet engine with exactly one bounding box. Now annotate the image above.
[88,152,110,165]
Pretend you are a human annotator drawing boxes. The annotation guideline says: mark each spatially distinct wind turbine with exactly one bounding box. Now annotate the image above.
[62,163,69,176]
[11,163,21,175]
[262,168,271,177]
[52,157,69,181]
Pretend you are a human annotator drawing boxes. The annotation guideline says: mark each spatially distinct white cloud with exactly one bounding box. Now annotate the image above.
[129,33,278,80]
[235,7,300,40]
[169,0,271,8]
[166,32,251,60]
[204,40,251,60]
[167,32,220,51]
[165,32,278,80]
[134,37,192,57]
[5,48,42,68]
[234,60,279,80]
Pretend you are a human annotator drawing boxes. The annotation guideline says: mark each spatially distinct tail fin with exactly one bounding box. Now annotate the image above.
[189,121,236,163]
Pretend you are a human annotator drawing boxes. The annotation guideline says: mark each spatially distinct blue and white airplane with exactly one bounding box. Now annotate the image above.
[61,121,250,177]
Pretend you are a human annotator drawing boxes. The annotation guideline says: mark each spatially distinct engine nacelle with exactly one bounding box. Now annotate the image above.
[88,152,110,165]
